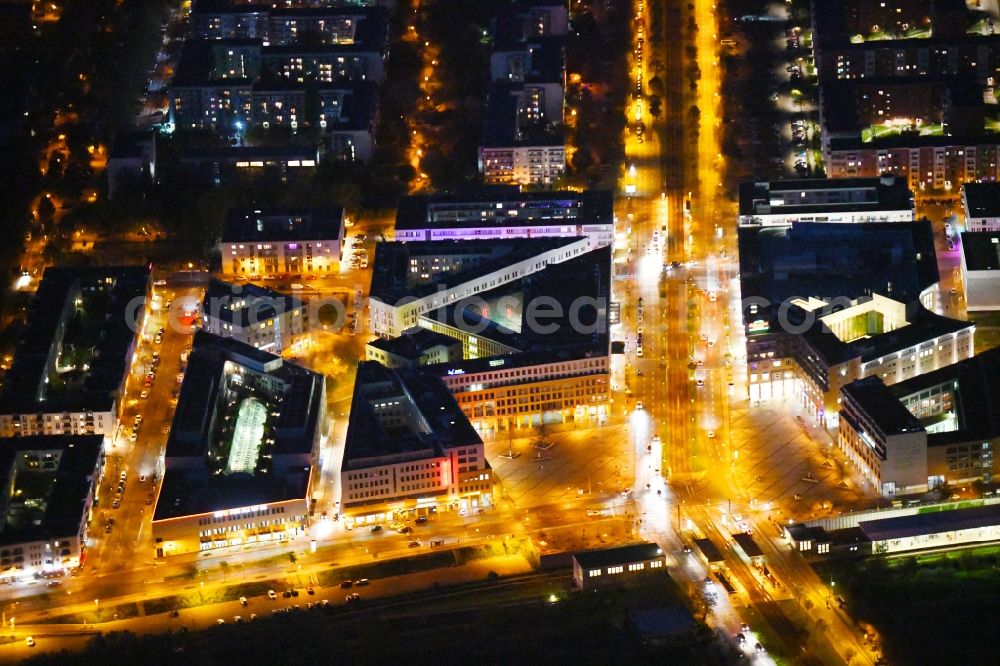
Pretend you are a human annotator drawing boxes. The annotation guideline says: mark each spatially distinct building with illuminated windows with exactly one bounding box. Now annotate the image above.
[202,279,309,353]
[151,332,325,557]
[793,293,973,426]
[479,82,565,186]
[0,266,150,438]
[737,177,914,227]
[839,345,1000,496]
[394,187,614,249]
[0,435,104,578]
[572,542,666,590]
[365,327,463,368]
[738,221,941,403]
[220,206,345,277]
[338,362,492,527]
[369,241,612,432]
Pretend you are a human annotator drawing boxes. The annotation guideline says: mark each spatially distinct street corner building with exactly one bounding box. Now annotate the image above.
[338,361,493,529]
[0,435,105,578]
[220,207,346,278]
[201,278,310,354]
[151,331,325,557]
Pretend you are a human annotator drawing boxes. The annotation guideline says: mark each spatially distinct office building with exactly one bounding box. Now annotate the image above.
[202,279,309,353]
[394,187,614,249]
[839,346,1000,496]
[960,231,1000,310]
[738,176,914,227]
[794,294,973,424]
[0,435,105,577]
[738,221,941,402]
[221,207,345,277]
[338,362,492,527]
[0,266,150,438]
[151,332,325,557]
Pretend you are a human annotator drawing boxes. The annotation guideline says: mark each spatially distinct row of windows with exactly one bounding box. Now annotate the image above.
[198,506,285,526]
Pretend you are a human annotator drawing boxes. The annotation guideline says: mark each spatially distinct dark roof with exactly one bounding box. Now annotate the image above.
[893,345,1000,446]
[572,542,663,569]
[693,537,724,563]
[629,607,697,639]
[859,503,1000,541]
[203,279,303,327]
[342,362,482,471]
[178,144,318,163]
[493,37,565,82]
[737,221,939,330]
[155,331,323,519]
[367,328,461,361]
[223,207,344,243]
[738,176,912,219]
[0,266,149,415]
[960,230,1000,271]
[368,236,583,303]
[396,189,613,231]
[731,532,764,558]
[109,130,155,160]
[798,301,971,366]
[842,376,923,435]
[0,435,103,546]
[963,182,1000,219]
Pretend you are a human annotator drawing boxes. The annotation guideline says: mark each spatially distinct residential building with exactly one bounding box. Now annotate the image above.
[221,207,345,277]
[107,131,156,199]
[839,346,1000,496]
[0,435,105,577]
[338,362,493,527]
[960,230,1000,310]
[394,187,614,249]
[365,328,463,368]
[479,82,565,186]
[151,332,325,557]
[738,176,914,227]
[0,266,150,438]
[201,279,309,354]
[571,542,666,590]
[962,182,1000,232]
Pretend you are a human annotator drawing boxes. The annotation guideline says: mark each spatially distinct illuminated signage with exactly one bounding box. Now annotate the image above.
[748,319,769,333]
[447,369,465,376]
[489,359,505,367]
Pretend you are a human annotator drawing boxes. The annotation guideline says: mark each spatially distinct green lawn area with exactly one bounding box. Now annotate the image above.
[862,123,943,144]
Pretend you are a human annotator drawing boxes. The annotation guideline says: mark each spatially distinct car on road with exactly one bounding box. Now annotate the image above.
[635,401,644,410]
[370,525,382,533]
[682,544,692,554]
[586,509,604,517]
[340,581,353,589]
[707,431,715,439]
[240,596,248,606]
[355,579,369,586]
[740,622,750,632]
[170,610,179,618]
[736,632,746,644]
[415,516,428,524]
[755,643,765,654]
[216,618,225,625]
[267,590,277,600]
[408,540,420,548]
[25,637,35,647]
[140,390,149,399]
[307,586,315,595]
[112,499,121,509]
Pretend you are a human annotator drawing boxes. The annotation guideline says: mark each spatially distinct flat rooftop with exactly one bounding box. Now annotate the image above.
[482,81,564,148]
[368,236,583,304]
[737,221,939,330]
[342,362,482,470]
[203,279,303,328]
[154,331,323,520]
[0,266,149,415]
[395,188,613,231]
[859,503,1000,542]
[842,376,924,436]
[960,231,1000,271]
[799,301,971,366]
[738,176,913,219]
[367,328,460,361]
[223,207,344,244]
[963,182,1000,219]
[572,542,662,569]
[0,435,103,547]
